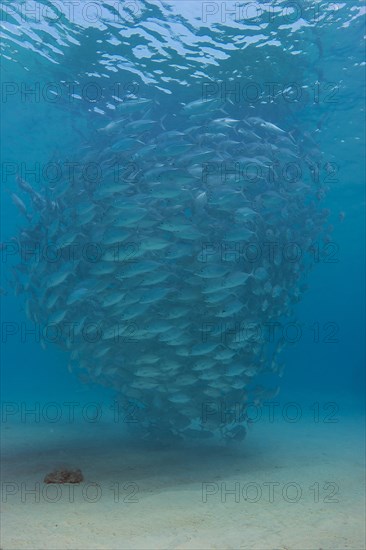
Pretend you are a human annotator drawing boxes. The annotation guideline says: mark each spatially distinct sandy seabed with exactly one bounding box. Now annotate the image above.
[1,397,365,550]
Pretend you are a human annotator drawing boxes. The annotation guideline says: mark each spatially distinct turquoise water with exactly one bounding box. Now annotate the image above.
[1,0,364,408]
[0,1,365,547]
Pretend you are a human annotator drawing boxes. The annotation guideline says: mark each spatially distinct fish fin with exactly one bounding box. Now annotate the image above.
[160,114,167,131]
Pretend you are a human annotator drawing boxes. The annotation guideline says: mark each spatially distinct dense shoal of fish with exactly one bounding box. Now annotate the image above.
[11,97,331,441]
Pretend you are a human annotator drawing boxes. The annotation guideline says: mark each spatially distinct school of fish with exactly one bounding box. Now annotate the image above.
[12,97,331,441]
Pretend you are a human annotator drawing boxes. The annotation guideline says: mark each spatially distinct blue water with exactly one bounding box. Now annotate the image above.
[1,1,365,548]
[1,0,364,401]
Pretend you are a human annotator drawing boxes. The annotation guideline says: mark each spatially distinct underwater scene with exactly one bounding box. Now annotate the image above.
[0,1,365,549]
